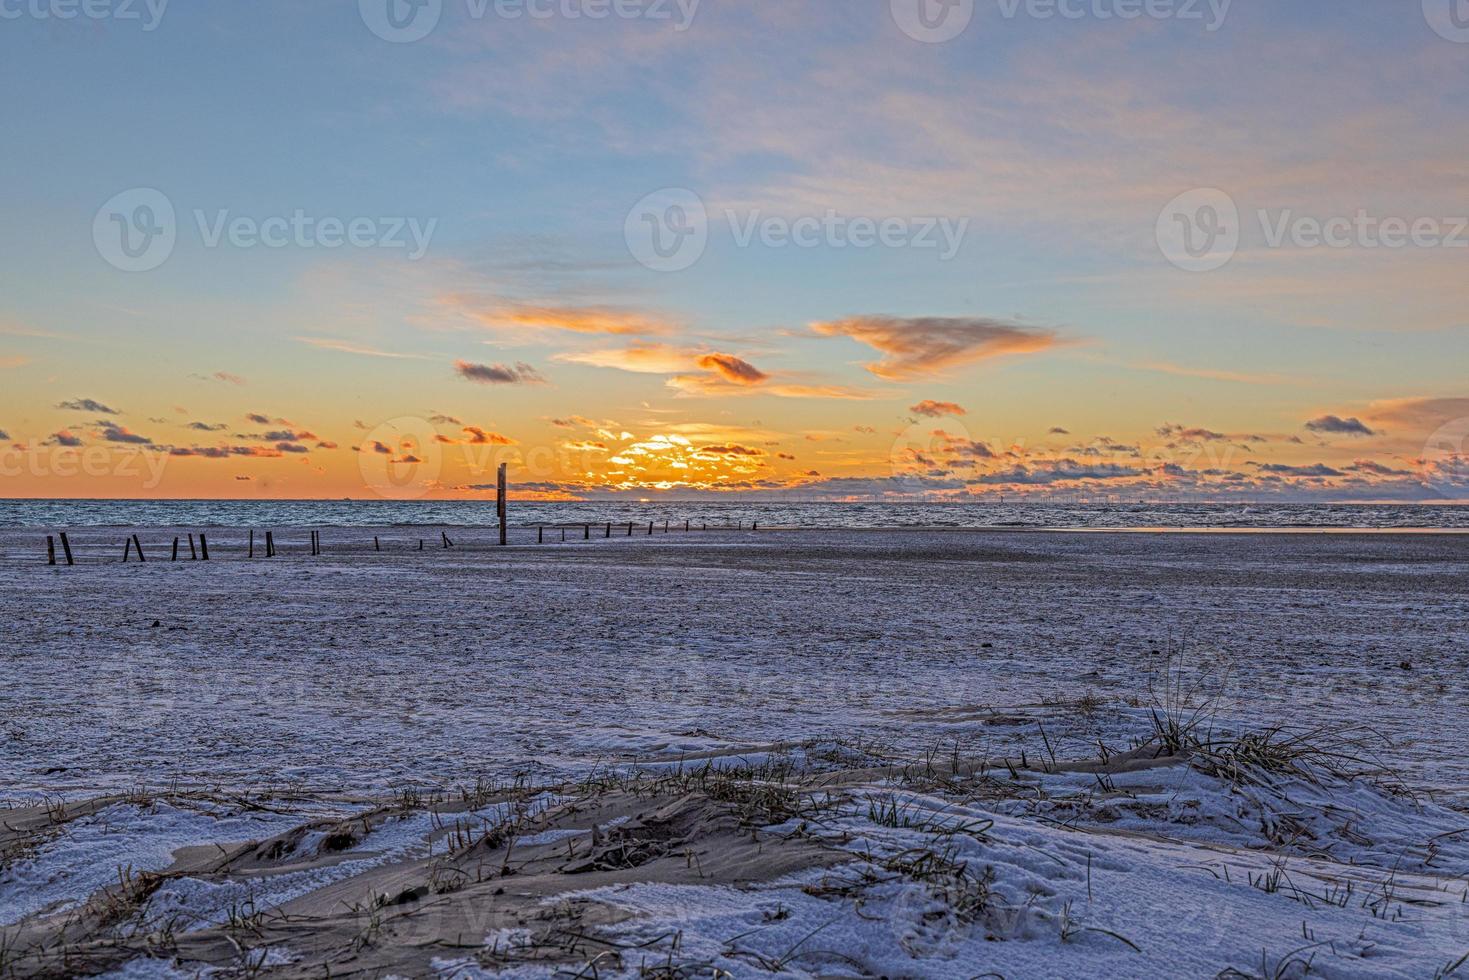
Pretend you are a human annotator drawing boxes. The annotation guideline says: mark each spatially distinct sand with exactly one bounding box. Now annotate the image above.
[1,527,1467,977]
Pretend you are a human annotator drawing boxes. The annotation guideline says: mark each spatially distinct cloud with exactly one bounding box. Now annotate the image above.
[977,461,1144,485]
[245,413,272,425]
[187,421,229,432]
[453,300,676,336]
[695,444,765,457]
[454,360,546,385]
[1305,415,1376,437]
[95,421,153,445]
[1366,398,1469,431]
[697,353,768,385]
[170,445,286,459]
[437,425,516,446]
[46,430,83,447]
[1349,460,1413,477]
[1048,427,1070,435]
[556,343,697,375]
[0,428,8,440]
[811,316,1058,380]
[1257,463,1345,478]
[213,371,247,385]
[259,429,319,444]
[910,400,966,419]
[296,337,427,359]
[58,398,119,415]
[0,355,28,369]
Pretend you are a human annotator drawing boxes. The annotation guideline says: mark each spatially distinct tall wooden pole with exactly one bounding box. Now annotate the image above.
[497,462,508,547]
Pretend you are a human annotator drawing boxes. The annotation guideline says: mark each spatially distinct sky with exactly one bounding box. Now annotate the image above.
[1,0,1467,501]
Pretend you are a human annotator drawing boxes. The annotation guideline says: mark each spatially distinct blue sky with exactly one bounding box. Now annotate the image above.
[1,0,1467,499]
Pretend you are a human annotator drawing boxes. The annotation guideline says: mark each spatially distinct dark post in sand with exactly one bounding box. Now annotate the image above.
[497,462,508,546]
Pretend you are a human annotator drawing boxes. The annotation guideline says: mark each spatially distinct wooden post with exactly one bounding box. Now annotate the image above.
[584,524,590,540]
[188,534,197,560]
[200,534,209,560]
[374,536,380,552]
[123,538,132,562]
[538,526,543,544]
[561,528,566,542]
[647,521,653,536]
[442,531,452,549]
[605,522,611,538]
[419,539,424,551]
[265,531,274,558]
[685,520,690,532]
[497,463,508,547]
[133,534,145,562]
[59,532,74,565]
[248,529,254,559]
[752,522,758,532]
[627,523,633,537]
[47,536,56,566]
[171,537,179,561]
[663,520,668,533]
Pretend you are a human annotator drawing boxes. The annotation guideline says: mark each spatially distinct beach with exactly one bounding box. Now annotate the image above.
[2,528,1468,977]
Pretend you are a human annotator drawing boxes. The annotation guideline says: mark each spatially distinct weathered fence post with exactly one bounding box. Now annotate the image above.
[248,530,254,559]
[123,538,132,562]
[584,524,590,540]
[497,463,508,547]
[200,534,209,560]
[374,536,381,552]
[265,531,274,558]
[171,537,179,561]
[47,536,56,565]
[133,535,145,562]
[188,533,198,560]
[59,532,74,566]
[538,526,544,544]
[605,522,611,538]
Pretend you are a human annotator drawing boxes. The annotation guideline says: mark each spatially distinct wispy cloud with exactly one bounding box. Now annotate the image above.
[57,398,120,415]
[296,337,429,360]
[454,360,546,385]
[811,316,1058,380]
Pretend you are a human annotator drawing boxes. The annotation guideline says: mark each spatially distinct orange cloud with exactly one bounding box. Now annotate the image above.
[696,353,768,385]
[811,316,1058,380]
[910,400,966,418]
[453,299,676,336]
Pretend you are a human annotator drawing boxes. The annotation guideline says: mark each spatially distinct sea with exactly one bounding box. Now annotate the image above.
[1,499,1467,529]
